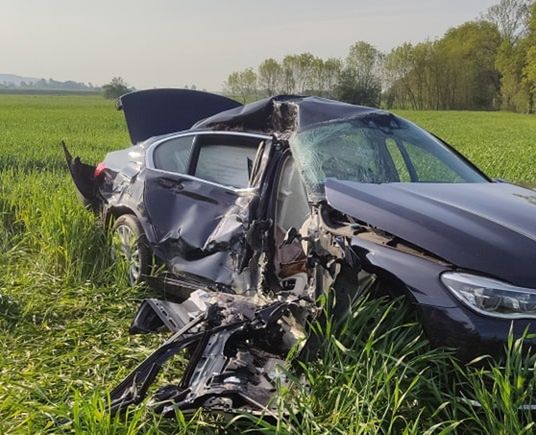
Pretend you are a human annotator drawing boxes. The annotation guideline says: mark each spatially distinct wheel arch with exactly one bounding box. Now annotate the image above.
[104,205,156,244]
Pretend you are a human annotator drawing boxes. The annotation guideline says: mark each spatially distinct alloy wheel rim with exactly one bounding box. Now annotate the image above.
[112,224,141,284]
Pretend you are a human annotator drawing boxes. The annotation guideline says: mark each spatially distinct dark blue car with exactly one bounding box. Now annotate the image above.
[65,89,536,414]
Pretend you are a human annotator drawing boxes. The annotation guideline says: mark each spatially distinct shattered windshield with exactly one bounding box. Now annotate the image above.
[290,115,488,198]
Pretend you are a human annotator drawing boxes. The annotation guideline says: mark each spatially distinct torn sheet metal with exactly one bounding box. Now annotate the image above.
[193,95,384,135]
[142,169,261,293]
[110,290,313,416]
[62,141,100,209]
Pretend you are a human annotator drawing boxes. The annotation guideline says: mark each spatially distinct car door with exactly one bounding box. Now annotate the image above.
[143,132,272,293]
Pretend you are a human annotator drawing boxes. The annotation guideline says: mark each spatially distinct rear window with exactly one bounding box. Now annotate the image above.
[153,135,194,174]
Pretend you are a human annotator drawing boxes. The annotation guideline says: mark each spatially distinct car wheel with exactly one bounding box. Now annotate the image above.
[111,214,150,286]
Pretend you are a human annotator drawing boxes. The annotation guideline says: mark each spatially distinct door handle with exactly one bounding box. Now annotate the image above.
[159,178,184,191]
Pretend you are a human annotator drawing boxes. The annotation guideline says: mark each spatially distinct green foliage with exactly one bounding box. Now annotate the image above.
[490,1,536,113]
[523,3,536,102]
[385,22,501,110]
[224,68,258,103]
[258,58,283,96]
[496,39,532,112]
[225,53,342,102]
[484,0,532,43]
[443,332,536,434]
[1,95,536,433]
[224,1,536,114]
[101,77,133,100]
[335,41,383,106]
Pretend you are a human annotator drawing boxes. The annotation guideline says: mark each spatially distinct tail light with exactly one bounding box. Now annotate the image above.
[94,162,106,179]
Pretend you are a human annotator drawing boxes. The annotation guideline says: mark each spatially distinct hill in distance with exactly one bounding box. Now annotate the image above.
[0,73,40,85]
[0,73,98,92]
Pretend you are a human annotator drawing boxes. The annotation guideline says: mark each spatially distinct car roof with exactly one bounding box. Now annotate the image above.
[193,95,389,134]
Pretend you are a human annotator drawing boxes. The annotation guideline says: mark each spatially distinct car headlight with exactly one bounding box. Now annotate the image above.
[441,272,536,319]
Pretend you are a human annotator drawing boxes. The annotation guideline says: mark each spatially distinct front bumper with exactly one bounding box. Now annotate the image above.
[418,302,536,362]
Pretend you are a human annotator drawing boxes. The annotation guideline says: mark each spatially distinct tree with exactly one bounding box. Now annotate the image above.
[496,39,532,111]
[522,2,536,112]
[281,53,318,94]
[102,77,132,99]
[336,41,383,106]
[437,21,501,110]
[217,1,536,114]
[224,68,258,103]
[486,1,536,112]
[321,58,343,97]
[385,43,422,109]
[258,58,283,96]
[309,57,342,97]
[484,0,532,42]
[384,22,501,111]
[483,1,534,112]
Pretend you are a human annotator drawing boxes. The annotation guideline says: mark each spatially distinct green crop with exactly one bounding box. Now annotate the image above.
[1,95,536,433]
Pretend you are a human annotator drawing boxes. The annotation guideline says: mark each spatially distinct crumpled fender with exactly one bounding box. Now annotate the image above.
[349,236,458,308]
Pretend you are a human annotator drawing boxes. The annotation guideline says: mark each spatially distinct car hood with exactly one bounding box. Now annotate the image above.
[325,180,536,288]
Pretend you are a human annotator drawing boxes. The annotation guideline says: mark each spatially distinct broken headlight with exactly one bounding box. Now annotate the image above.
[441,272,536,319]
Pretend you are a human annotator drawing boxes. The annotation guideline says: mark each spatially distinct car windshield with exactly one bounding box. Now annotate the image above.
[290,114,488,198]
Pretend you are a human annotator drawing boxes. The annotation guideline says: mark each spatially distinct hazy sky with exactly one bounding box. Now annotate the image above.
[1,0,498,91]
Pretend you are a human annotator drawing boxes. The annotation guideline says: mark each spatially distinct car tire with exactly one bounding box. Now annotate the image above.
[111,214,151,286]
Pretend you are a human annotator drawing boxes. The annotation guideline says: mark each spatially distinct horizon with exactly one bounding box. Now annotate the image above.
[2,0,498,91]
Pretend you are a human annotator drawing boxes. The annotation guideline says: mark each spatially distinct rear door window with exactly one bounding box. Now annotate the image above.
[192,135,261,188]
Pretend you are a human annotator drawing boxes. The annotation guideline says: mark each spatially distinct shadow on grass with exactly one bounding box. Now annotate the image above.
[0,293,21,330]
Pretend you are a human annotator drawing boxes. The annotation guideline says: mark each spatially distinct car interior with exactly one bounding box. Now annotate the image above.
[152,134,262,189]
[273,156,311,291]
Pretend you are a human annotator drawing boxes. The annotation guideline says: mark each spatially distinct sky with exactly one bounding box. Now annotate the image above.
[0,0,499,91]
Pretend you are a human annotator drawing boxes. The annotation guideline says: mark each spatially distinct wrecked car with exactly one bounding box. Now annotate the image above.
[65,89,536,414]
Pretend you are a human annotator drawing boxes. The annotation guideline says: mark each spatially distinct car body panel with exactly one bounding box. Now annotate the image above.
[118,89,242,144]
[65,127,276,293]
[349,235,457,308]
[62,142,100,208]
[325,179,536,288]
[419,303,536,361]
[142,167,258,291]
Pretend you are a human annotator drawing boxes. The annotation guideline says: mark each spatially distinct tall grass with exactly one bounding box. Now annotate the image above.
[1,95,536,433]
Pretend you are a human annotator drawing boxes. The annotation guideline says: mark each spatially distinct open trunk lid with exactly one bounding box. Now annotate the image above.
[117,89,242,144]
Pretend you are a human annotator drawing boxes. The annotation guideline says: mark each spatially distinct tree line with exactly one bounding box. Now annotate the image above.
[224,0,536,113]
[0,78,98,92]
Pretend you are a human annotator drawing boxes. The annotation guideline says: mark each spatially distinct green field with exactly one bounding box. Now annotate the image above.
[1,95,536,434]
